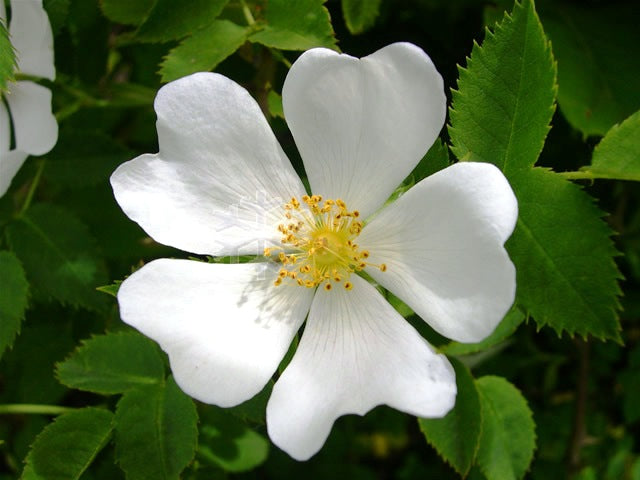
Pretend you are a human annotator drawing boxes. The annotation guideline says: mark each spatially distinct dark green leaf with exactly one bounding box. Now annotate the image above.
[6,204,108,311]
[0,251,29,358]
[160,20,249,83]
[250,0,336,50]
[507,168,622,340]
[440,308,524,356]
[43,0,71,34]
[198,408,269,472]
[99,0,156,26]
[476,376,536,480]
[115,377,198,480]
[56,332,165,394]
[541,3,640,136]
[135,0,229,43]
[449,0,556,175]
[419,358,481,477]
[341,0,381,34]
[0,21,16,92]
[582,110,640,181]
[22,408,114,480]
[407,138,450,185]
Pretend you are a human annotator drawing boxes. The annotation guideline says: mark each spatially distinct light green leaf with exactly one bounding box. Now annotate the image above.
[582,110,640,181]
[56,332,165,394]
[476,376,536,480]
[99,0,156,26]
[115,377,198,480]
[341,0,381,34]
[160,20,249,82]
[135,0,229,42]
[440,308,524,356]
[96,281,121,297]
[0,251,29,358]
[250,0,336,51]
[507,168,622,340]
[449,0,556,175]
[419,359,481,477]
[267,90,284,119]
[21,408,114,480]
[198,408,269,472]
[6,204,108,311]
[541,3,640,137]
[0,21,16,92]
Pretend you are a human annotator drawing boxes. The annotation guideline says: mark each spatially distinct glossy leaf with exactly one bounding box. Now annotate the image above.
[583,110,640,181]
[0,251,29,358]
[419,359,481,477]
[507,168,622,340]
[341,0,381,34]
[476,376,536,480]
[6,204,108,311]
[115,377,199,480]
[22,408,114,480]
[160,20,249,83]
[449,0,556,175]
[56,331,165,394]
[250,0,336,50]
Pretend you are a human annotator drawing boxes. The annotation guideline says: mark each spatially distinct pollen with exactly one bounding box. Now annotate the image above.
[264,195,386,291]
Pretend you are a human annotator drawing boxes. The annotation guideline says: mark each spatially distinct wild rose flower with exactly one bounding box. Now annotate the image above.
[111,43,517,460]
[0,0,57,196]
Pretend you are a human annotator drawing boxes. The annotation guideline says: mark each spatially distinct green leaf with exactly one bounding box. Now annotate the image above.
[96,281,121,298]
[0,251,29,358]
[250,0,336,51]
[440,308,524,356]
[449,0,556,175]
[135,0,229,42]
[198,408,269,472]
[341,0,381,34]
[475,376,536,480]
[43,0,71,34]
[507,168,622,340]
[0,20,16,92]
[115,377,198,480]
[582,110,640,181]
[21,408,114,480]
[267,90,284,119]
[540,3,640,137]
[99,0,156,26]
[56,332,165,394]
[6,204,108,311]
[160,20,249,83]
[408,138,450,185]
[419,359,481,477]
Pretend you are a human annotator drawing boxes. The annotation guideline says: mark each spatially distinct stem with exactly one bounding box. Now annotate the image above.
[239,0,256,26]
[19,158,46,216]
[568,338,589,472]
[557,171,595,180]
[0,404,75,415]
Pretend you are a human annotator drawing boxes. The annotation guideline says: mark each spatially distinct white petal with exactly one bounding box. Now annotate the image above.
[283,42,446,219]
[111,72,306,256]
[9,0,55,80]
[4,80,57,155]
[0,150,29,196]
[359,162,518,343]
[117,259,314,407]
[266,275,456,461]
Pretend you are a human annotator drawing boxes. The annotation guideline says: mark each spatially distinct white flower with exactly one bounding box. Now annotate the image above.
[111,43,517,461]
[0,0,57,196]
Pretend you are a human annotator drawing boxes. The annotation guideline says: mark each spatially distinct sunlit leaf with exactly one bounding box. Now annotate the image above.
[160,20,249,83]
[0,21,16,92]
[582,110,640,181]
[250,0,336,50]
[342,0,381,34]
[115,377,198,480]
[0,251,29,358]
[56,332,165,394]
[22,408,113,480]
[419,359,481,477]
[476,376,536,480]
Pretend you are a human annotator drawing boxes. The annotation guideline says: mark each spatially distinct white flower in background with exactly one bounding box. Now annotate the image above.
[0,0,57,196]
[111,43,518,461]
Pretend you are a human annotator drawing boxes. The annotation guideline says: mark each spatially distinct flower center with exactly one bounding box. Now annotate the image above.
[264,195,386,291]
